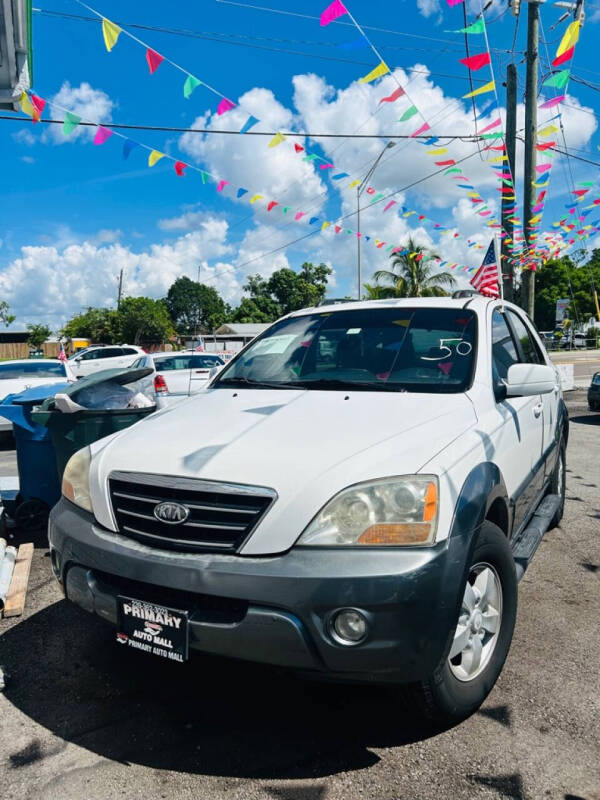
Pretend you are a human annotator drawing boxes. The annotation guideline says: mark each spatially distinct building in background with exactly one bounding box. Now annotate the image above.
[0,0,33,111]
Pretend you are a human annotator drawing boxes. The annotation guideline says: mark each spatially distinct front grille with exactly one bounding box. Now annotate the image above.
[108,472,276,553]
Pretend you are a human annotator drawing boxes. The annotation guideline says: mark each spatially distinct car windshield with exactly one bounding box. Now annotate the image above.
[0,362,67,379]
[154,355,223,371]
[214,307,477,393]
[593,373,600,385]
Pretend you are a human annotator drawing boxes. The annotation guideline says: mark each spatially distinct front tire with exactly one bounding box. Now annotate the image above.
[398,521,517,724]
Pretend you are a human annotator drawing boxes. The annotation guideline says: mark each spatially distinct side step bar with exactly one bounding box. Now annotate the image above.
[511,494,561,582]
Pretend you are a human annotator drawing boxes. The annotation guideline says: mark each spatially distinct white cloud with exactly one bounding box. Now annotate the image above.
[46,81,114,144]
[12,129,37,146]
[158,210,207,231]
[21,155,35,164]
[179,87,327,217]
[416,0,441,18]
[0,218,239,327]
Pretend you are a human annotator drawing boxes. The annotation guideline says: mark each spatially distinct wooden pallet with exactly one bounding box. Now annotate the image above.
[3,543,34,618]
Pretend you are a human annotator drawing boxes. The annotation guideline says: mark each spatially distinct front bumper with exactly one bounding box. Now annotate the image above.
[49,498,467,683]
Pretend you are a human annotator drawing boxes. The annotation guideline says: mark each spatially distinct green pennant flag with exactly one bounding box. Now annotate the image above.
[62,111,81,136]
[398,105,418,122]
[578,181,594,187]
[200,171,209,184]
[444,167,462,175]
[542,69,569,90]
[448,18,485,34]
[184,75,202,99]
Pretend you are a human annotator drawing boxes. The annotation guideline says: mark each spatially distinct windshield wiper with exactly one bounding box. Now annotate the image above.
[286,378,406,392]
[215,376,292,390]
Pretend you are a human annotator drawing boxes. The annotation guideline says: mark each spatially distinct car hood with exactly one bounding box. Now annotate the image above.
[91,387,477,554]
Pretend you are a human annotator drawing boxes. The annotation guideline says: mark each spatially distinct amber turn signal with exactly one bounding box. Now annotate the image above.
[357,523,433,545]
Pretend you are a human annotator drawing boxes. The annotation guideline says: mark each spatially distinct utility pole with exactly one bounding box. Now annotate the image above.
[357,141,395,300]
[117,268,124,309]
[502,62,517,303]
[522,0,540,320]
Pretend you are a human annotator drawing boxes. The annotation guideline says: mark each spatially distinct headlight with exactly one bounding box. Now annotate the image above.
[61,446,93,512]
[296,476,439,547]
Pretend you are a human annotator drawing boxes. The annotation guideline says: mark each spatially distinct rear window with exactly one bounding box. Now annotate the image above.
[0,362,67,379]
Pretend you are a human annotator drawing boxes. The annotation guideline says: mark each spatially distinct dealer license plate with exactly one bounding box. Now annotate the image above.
[116,596,189,662]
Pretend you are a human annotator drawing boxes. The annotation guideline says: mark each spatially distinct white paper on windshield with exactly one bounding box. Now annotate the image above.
[251,334,298,355]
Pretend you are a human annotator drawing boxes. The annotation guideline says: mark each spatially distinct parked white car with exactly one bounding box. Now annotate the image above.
[130,352,225,408]
[68,345,145,378]
[0,358,75,432]
[50,297,567,723]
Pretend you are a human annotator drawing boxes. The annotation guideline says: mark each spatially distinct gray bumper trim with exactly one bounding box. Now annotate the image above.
[49,498,467,683]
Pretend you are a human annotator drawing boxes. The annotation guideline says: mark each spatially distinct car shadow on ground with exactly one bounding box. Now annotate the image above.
[569,414,600,426]
[0,599,448,779]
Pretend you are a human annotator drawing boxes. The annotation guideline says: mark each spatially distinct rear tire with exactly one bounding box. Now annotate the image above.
[549,444,566,529]
[396,521,517,724]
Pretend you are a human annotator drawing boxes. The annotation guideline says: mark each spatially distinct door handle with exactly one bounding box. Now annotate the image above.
[533,402,543,418]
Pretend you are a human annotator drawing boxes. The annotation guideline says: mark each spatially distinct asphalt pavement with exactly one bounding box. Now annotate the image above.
[0,392,599,800]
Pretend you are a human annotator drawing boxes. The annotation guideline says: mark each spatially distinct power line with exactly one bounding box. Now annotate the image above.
[0,114,489,140]
[32,7,505,84]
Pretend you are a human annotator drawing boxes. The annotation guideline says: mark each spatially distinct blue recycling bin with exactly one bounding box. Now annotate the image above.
[0,383,69,527]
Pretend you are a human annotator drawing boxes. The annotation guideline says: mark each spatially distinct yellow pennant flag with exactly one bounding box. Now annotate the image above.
[102,18,121,52]
[321,221,330,231]
[19,91,36,119]
[489,155,508,162]
[268,132,286,148]
[148,150,164,167]
[427,148,448,156]
[555,20,580,59]
[359,61,389,84]
[538,124,559,137]
[249,194,263,204]
[463,80,495,99]
[348,179,360,189]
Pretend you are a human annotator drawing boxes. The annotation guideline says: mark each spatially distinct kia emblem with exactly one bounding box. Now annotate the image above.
[153,501,189,525]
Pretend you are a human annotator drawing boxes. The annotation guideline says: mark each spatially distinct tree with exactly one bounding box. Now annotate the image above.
[0,301,15,328]
[534,252,600,329]
[62,307,119,343]
[373,238,456,297]
[27,323,52,350]
[362,283,400,300]
[115,297,175,344]
[166,277,228,334]
[232,263,332,322]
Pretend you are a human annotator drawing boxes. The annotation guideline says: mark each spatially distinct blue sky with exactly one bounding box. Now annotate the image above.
[2,0,600,327]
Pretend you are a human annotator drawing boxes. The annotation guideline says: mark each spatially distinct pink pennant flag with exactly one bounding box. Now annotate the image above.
[174,161,187,176]
[383,200,397,212]
[479,117,502,134]
[459,52,491,71]
[295,212,306,221]
[539,95,565,109]
[410,122,430,138]
[536,163,552,173]
[30,93,46,121]
[320,0,347,26]
[319,163,334,170]
[93,125,113,145]
[146,48,164,74]
[216,180,228,192]
[379,87,405,104]
[532,203,544,213]
[217,98,235,115]
[446,0,464,5]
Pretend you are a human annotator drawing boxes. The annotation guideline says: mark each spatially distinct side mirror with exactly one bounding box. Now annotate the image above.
[505,363,557,397]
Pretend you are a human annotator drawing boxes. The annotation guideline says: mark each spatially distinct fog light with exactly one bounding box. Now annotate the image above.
[331,609,368,645]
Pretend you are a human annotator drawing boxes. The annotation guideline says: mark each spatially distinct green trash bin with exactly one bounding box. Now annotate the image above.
[31,366,155,479]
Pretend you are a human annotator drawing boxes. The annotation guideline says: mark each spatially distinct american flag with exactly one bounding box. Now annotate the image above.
[58,341,67,363]
[470,241,500,298]
[194,337,204,352]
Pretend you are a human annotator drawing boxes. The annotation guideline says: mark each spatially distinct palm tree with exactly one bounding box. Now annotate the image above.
[373,237,456,297]
[362,283,403,300]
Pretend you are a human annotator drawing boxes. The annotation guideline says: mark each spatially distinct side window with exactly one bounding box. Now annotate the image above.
[507,311,543,364]
[80,349,99,360]
[491,310,519,383]
[130,357,143,368]
[122,348,138,356]
[102,348,123,359]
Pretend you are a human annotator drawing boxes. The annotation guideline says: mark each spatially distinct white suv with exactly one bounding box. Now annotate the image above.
[69,345,146,378]
[50,297,567,723]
